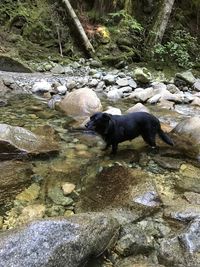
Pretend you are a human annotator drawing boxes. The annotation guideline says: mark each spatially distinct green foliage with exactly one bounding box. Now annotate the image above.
[152,30,200,68]
[109,10,143,33]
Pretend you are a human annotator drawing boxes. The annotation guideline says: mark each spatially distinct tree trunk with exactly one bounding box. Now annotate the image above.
[146,0,175,46]
[62,0,95,55]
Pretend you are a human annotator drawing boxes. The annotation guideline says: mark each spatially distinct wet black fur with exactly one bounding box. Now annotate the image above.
[85,112,174,154]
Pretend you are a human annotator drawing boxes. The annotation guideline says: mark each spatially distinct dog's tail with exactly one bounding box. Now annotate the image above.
[158,128,174,146]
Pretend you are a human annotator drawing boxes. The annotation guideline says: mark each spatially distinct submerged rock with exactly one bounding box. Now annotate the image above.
[0,213,119,267]
[0,161,33,205]
[0,123,59,160]
[77,165,160,224]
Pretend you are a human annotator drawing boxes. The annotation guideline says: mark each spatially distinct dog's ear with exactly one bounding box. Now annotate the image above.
[102,113,113,134]
[102,113,112,121]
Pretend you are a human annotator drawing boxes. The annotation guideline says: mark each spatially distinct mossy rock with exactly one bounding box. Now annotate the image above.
[0,55,32,72]
[100,50,136,66]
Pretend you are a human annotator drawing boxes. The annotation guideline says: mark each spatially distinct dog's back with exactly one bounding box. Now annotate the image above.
[111,112,160,141]
[86,111,173,154]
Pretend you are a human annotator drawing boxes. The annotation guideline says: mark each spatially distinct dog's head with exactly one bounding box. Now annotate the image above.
[85,112,113,136]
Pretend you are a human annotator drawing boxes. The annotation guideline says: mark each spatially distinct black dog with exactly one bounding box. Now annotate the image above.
[85,112,174,154]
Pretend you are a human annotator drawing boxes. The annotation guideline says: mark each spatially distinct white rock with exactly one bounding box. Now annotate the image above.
[148,94,162,104]
[57,85,67,94]
[191,97,200,107]
[152,82,167,91]
[32,79,52,93]
[126,103,149,113]
[62,182,76,195]
[193,79,200,91]
[104,106,122,115]
[118,86,132,94]
[107,89,122,100]
[116,78,129,87]
[128,87,154,102]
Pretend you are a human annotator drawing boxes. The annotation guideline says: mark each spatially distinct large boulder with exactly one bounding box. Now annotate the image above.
[0,55,32,73]
[0,161,33,205]
[0,124,59,160]
[0,213,119,267]
[171,116,200,160]
[59,88,102,119]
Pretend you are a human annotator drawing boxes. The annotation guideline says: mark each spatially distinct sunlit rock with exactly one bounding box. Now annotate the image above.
[171,116,200,159]
[133,67,151,83]
[0,123,59,159]
[32,79,52,93]
[59,87,102,119]
[125,103,150,113]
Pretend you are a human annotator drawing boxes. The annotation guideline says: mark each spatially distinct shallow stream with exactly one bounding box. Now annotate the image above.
[1,92,200,266]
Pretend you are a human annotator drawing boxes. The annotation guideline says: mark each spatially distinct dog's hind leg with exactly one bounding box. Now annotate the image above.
[141,133,157,148]
[101,143,110,151]
[111,143,118,155]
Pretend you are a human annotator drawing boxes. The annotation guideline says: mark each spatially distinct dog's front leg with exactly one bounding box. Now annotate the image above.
[111,143,118,155]
[101,143,110,151]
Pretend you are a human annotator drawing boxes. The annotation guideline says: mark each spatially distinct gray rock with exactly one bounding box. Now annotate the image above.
[164,201,200,222]
[177,164,200,193]
[92,72,102,79]
[179,217,200,253]
[70,62,81,69]
[166,83,180,94]
[116,78,129,87]
[193,79,200,91]
[0,99,8,107]
[184,192,200,205]
[126,103,150,113]
[48,186,74,206]
[66,80,76,90]
[115,224,154,257]
[118,86,132,94]
[159,232,200,266]
[176,71,196,85]
[107,89,122,100]
[89,59,102,68]
[158,99,174,110]
[64,66,74,76]
[147,94,161,104]
[0,213,119,267]
[128,87,154,102]
[152,82,167,91]
[191,97,200,107]
[103,74,116,85]
[51,64,65,74]
[95,81,105,92]
[88,78,99,87]
[128,79,137,89]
